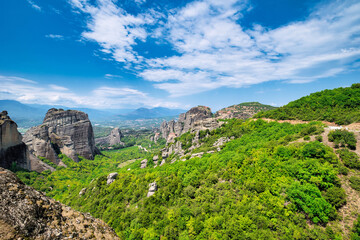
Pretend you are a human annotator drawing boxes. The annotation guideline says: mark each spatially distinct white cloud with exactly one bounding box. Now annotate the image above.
[45,34,64,40]
[69,0,360,97]
[69,0,156,63]
[0,75,181,109]
[139,0,360,96]
[27,0,41,11]
[49,84,69,91]
[104,74,123,79]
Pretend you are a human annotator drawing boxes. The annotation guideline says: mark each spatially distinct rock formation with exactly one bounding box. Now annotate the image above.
[140,159,147,169]
[0,167,119,239]
[24,108,100,165]
[160,106,219,142]
[215,102,276,119]
[95,127,124,147]
[147,181,157,197]
[0,111,30,170]
[107,172,118,185]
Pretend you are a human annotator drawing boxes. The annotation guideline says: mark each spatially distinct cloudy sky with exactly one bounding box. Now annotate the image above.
[0,0,359,110]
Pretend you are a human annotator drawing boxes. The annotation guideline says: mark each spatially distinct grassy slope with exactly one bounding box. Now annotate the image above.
[255,84,360,125]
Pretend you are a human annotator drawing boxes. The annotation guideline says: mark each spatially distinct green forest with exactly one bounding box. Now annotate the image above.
[14,118,360,239]
[255,84,360,125]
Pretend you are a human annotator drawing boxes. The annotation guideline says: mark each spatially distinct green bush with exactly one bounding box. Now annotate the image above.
[352,216,360,239]
[323,187,347,209]
[328,130,357,150]
[304,136,311,141]
[350,176,360,191]
[337,149,360,169]
[315,135,323,142]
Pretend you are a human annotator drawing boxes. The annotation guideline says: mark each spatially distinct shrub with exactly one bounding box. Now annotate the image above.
[337,149,360,169]
[328,130,357,150]
[323,187,347,209]
[304,136,311,141]
[350,176,360,191]
[315,135,323,142]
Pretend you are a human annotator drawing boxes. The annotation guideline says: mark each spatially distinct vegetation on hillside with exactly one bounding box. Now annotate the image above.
[14,119,359,239]
[255,84,360,125]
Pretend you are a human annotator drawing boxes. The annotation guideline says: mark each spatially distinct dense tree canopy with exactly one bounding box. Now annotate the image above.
[255,84,360,125]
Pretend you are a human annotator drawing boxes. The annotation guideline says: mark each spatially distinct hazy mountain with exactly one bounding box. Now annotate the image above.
[118,107,186,120]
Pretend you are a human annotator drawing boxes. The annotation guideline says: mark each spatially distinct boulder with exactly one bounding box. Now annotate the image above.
[140,159,147,169]
[147,181,157,197]
[79,188,87,196]
[107,172,118,185]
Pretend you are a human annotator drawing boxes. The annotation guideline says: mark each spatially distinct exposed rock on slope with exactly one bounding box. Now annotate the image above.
[160,106,220,142]
[24,108,99,165]
[215,102,276,119]
[95,127,124,147]
[0,111,30,170]
[0,167,120,240]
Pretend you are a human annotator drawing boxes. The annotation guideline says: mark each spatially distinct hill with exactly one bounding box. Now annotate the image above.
[255,84,360,125]
[216,102,276,119]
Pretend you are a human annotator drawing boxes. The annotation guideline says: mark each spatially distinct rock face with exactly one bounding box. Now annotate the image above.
[0,167,120,240]
[24,108,99,165]
[0,111,30,170]
[140,159,147,169]
[160,106,219,142]
[95,128,124,147]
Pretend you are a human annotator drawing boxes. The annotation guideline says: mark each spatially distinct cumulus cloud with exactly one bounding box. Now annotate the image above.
[0,75,180,109]
[69,0,157,63]
[70,0,360,97]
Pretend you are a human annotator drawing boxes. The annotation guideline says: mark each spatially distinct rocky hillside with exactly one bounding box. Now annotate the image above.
[0,167,119,239]
[0,111,29,170]
[215,102,276,119]
[160,106,220,142]
[24,108,100,168]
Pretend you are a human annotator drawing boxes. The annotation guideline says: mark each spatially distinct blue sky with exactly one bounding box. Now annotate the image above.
[0,0,359,111]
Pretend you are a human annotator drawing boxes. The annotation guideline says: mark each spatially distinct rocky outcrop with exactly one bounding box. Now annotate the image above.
[147,181,157,197]
[0,167,119,240]
[24,109,100,165]
[215,102,276,119]
[0,111,30,170]
[140,159,147,169]
[95,128,124,147]
[107,172,118,185]
[160,106,219,142]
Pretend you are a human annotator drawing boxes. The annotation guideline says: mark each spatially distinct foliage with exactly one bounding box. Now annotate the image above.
[349,176,360,191]
[255,85,360,125]
[337,149,360,169]
[322,187,347,209]
[15,120,348,239]
[328,130,357,150]
[352,216,360,240]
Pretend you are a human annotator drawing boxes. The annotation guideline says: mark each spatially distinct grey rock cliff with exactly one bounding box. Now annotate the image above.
[160,106,218,142]
[0,111,30,170]
[95,127,124,147]
[0,167,119,240]
[24,108,99,165]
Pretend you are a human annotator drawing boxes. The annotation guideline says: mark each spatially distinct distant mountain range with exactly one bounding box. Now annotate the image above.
[0,100,186,128]
[118,107,185,120]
